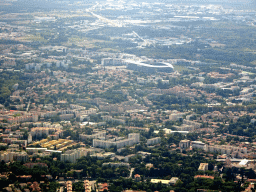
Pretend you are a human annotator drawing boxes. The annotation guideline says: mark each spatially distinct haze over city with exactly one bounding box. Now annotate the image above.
[0,0,256,191]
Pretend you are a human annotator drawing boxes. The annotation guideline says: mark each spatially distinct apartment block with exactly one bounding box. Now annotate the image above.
[59,114,74,121]
[102,162,130,168]
[0,151,28,163]
[169,111,186,121]
[79,131,106,140]
[0,151,15,162]
[30,127,55,138]
[60,148,92,163]
[191,141,207,150]
[147,137,161,145]
[183,119,201,129]
[7,114,38,124]
[93,133,140,149]
[207,145,247,158]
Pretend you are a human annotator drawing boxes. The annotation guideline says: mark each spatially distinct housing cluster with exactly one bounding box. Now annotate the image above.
[1,0,256,192]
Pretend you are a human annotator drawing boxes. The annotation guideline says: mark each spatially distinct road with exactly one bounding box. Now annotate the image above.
[129,168,135,178]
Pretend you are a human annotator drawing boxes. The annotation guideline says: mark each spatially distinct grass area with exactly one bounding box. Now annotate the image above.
[209,43,226,48]
[67,37,105,48]
[98,48,120,52]
[243,48,256,53]
[251,60,256,65]
[173,65,192,72]
[241,71,255,75]
[211,21,252,30]
[22,34,46,42]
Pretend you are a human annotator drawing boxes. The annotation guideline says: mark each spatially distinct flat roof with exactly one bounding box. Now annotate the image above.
[125,59,174,68]
[151,179,170,185]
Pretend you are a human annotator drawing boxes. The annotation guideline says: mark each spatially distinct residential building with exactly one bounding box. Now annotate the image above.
[60,148,92,163]
[179,139,190,150]
[191,141,207,150]
[207,145,247,158]
[80,131,106,140]
[198,163,208,172]
[66,181,72,192]
[84,180,91,192]
[147,137,161,145]
[93,133,140,149]
[102,162,130,168]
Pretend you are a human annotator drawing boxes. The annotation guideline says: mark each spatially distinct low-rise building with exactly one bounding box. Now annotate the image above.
[198,163,208,172]
[84,180,91,192]
[150,177,179,185]
[102,162,130,168]
[66,181,72,192]
[179,139,190,150]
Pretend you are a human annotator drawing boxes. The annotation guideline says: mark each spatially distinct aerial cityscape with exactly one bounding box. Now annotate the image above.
[1,0,256,191]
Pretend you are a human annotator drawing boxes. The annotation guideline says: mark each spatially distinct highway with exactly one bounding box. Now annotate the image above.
[88,11,122,27]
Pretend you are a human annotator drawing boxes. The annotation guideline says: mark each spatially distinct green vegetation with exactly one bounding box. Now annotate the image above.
[173,65,192,73]
[0,161,59,191]
[149,94,191,110]
[218,115,256,138]
[0,72,27,106]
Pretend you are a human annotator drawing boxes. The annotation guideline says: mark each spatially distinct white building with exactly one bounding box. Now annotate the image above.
[60,148,92,163]
[198,163,208,172]
[183,119,201,129]
[0,151,15,162]
[93,133,140,149]
[191,141,207,150]
[80,131,106,140]
[0,151,29,163]
[102,162,130,168]
[26,148,47,154]
[147,137,161,145]
[169,111,186,121]
[151,177,179,185]
[207,145,247,158]
[27,134,32,144]
[128,133,140,143]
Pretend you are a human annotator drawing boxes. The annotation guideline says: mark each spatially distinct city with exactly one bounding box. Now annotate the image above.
[0,0,256,191]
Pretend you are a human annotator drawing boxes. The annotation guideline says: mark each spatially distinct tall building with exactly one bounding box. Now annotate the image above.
[60,148,92,163]
[14,152,28,162]
[27,134,32,144]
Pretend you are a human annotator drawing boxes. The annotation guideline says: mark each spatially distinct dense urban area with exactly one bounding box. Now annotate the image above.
[1,0,256,191]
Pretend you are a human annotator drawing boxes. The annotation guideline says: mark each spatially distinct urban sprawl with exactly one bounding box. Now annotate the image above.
[1,0,256,192]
